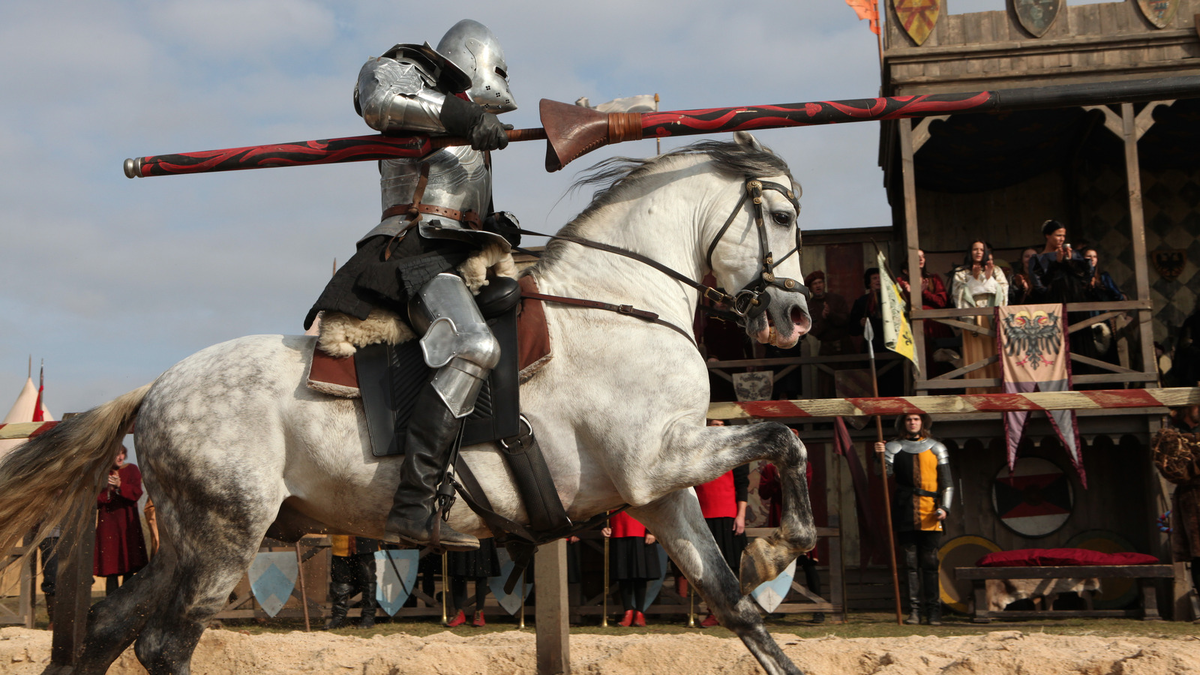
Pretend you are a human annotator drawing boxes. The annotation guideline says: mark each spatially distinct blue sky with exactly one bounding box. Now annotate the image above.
[0,0,952,415]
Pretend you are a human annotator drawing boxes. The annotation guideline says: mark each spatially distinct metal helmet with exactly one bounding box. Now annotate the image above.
[436,19,517,114]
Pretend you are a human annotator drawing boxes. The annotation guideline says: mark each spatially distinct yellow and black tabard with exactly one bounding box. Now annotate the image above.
[883,437,953,532]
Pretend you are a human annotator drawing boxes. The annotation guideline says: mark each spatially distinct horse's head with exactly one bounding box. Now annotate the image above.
[705,132,811,349]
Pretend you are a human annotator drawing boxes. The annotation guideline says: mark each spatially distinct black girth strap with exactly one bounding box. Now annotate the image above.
[497,417,573,537]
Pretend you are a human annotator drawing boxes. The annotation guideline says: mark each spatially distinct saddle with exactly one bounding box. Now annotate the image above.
[306,276,576,576]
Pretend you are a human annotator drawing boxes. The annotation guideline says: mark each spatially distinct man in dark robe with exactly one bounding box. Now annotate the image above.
[94,447,148,595]
[804,270,852,397]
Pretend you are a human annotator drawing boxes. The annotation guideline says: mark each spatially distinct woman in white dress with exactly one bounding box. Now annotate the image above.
[951,241,1008,393]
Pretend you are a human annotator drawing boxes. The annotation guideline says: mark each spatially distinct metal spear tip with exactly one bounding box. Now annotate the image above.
[123,157,142,179]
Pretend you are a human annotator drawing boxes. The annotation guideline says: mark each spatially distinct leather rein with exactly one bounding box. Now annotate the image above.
[514,177,809,344]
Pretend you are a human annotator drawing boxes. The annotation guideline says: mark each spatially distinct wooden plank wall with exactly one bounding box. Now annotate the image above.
[885,0,1200,92]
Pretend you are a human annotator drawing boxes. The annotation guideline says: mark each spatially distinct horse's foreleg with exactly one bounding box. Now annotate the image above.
[738,428,816,594]
[654,421,816,594]
[631,492,804,675]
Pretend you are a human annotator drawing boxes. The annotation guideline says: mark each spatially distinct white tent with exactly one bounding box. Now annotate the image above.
[0,376,54,458]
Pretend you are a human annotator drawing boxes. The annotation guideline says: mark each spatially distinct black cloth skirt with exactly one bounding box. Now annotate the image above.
[706,517,747,573]
[447,538,500,579]
[610,537,661,582]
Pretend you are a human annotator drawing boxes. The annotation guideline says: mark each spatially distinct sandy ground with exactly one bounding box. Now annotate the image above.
[4,626,1200,674]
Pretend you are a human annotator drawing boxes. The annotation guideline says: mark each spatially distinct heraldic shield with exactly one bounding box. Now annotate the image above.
[375,549,419,616]
[640,546,671,611]
[489,547,534,616]
[1013,0,1062,38]
[248,552,299,617]
[751,559,796,613]
[1136,0,1179,28]
[893,0,940,46]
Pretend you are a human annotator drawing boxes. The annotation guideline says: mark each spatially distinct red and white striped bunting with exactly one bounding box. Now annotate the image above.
[707,387,1200,420]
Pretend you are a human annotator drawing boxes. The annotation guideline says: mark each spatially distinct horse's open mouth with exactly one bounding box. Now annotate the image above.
[754,305,811,348]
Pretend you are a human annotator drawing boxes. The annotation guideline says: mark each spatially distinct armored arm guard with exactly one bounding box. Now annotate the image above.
[932,441,954,512]
[883,440,900,477]
[356,56,449,134]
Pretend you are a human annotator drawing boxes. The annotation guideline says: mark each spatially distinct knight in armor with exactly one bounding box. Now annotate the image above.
[875,413,954,625]
[304,20,520,551]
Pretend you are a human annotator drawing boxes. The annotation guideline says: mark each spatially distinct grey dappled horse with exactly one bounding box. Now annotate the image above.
[0,132,815,675]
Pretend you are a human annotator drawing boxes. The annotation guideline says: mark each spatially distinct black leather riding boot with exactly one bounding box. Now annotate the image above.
[923,569,942,625]
[326,556,354,630]
[904,570,922,625]
[383,383,479,551]
[356,554,378,629]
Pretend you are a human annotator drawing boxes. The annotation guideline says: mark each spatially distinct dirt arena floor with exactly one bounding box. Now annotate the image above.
[4,623,1200,674]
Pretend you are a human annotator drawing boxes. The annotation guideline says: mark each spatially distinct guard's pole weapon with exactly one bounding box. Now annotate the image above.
[864,320,904,626]
[123,75,1200,178]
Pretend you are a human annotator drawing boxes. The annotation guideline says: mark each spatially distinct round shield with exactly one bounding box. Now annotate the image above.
[992,456,1073,537]
[1065,530,1138,609]
[938,535,1001,613]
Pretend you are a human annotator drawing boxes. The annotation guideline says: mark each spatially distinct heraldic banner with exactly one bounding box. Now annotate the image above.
[996,304,1086,486]
[876,248,919,370]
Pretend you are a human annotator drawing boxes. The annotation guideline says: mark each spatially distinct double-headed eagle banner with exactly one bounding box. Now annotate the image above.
[996,304,1085,486]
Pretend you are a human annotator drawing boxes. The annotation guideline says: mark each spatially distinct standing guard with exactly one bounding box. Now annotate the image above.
[875,413,953,625]
[305,20,520,551]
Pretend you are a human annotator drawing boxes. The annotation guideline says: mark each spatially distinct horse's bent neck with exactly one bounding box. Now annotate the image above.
[533,158,733,327]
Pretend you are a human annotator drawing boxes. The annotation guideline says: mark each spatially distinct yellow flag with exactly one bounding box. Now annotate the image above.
[876,248,919,368]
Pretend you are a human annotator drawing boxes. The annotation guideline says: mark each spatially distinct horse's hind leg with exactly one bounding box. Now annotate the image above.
[632,492,804,675]
[132,518,267,675]
[70,550,175,675]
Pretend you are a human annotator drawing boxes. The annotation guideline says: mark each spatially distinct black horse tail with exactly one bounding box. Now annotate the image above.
[0,383,152,562]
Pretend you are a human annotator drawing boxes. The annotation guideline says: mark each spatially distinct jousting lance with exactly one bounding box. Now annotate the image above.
[124,74,1200,178]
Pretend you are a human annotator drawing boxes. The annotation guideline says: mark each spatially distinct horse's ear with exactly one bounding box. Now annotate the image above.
[733,131,764,152]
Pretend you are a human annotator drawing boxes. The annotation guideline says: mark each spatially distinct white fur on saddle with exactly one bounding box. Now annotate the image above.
[316,243,517,358]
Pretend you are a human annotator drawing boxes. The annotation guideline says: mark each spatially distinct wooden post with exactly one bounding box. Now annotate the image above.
[1119,102,1158,382]
[16,532,37,629]
[51,502,96,667]
[535,539,570,675]
[899,118,925,389]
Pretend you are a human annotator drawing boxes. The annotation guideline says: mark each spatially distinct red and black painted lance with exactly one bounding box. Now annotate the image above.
[124,75,1200,178]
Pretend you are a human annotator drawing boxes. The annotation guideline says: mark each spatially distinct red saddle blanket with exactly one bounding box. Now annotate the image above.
[307,275,552,395]
[977,548,1160,567]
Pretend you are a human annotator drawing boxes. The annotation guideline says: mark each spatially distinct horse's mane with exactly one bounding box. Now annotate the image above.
[536,139,792,268]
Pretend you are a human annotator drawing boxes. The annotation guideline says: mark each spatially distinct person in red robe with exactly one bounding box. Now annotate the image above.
[94,447,148,595]
[694,419,749,627]
[602,511,659,627]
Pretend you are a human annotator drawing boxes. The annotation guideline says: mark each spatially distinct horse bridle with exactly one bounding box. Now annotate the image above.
[514,175,809,335]
[704,178,808,321]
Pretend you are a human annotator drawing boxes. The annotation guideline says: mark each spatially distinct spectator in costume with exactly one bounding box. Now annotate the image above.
[951,240,1007,394]
[804,270,853,397]
[1026,219,1087,304]
[758,429,824,623]
[849,268,903,396]
[1008,247,1038,305]
[326,536,379,629]
[899,249,953,376]
[445,538,500,627]
[94,447,147,595]
[875,413,953,626]
[694,419,749,627]
[602,511,660,628]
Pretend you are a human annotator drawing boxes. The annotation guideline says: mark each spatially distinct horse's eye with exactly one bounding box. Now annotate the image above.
[772,211,792,226]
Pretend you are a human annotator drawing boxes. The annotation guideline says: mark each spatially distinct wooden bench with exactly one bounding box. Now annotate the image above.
[955,564,1174,622]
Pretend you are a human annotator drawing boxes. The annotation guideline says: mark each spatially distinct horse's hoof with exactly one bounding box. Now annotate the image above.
[739,539,777,595]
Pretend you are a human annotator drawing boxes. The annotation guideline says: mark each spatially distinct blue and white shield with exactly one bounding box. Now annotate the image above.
[375,549,419,616]
[751,559,796,613]
[248,552,298,617]
[641,546,670,611]
[489,547,533,616]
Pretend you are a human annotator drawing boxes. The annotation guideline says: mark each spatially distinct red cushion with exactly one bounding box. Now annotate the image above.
[977,548,1159,567]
